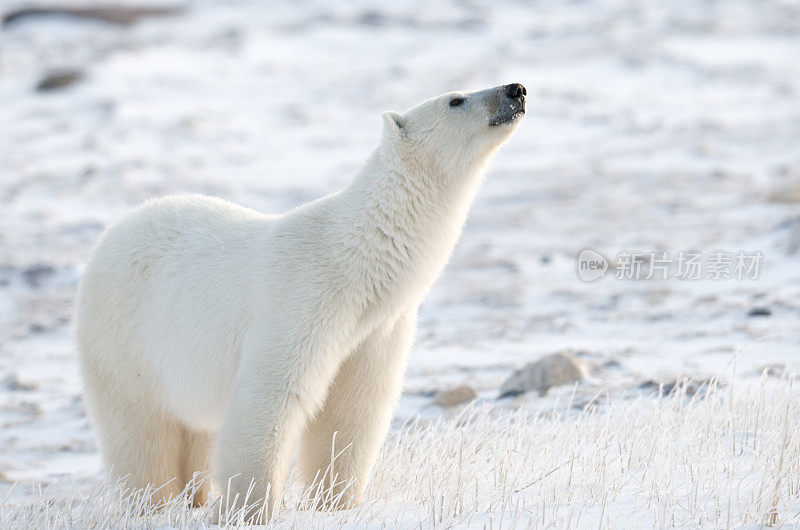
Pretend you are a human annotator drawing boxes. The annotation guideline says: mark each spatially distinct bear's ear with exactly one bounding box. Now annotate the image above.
[382,111,407,139]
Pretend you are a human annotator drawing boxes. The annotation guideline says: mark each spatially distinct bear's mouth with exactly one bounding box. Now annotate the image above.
[488,108,525,127]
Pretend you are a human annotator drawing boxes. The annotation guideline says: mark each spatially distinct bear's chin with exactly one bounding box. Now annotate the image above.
[488,109,525,127]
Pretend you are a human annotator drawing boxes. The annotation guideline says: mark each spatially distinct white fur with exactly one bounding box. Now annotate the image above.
[76,85,524,521]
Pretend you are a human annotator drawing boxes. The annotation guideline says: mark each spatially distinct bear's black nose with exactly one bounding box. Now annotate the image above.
[505,83,526,100]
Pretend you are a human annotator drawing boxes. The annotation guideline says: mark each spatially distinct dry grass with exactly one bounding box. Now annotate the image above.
[1,372,798,528]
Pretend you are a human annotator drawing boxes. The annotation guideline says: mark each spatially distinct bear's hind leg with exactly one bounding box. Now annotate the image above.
[299,312,416,510]
[90,394,184,509]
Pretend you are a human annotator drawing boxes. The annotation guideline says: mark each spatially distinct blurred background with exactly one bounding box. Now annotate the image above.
[1,0,799,499]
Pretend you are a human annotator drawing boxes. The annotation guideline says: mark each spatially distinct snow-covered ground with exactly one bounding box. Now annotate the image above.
[3,377,799,528]
[1,0,799,527]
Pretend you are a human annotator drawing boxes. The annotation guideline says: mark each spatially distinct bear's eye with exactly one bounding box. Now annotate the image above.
[449,97,465,107]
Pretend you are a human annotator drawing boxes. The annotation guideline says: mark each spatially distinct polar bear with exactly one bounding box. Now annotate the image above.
[76,83,526,521]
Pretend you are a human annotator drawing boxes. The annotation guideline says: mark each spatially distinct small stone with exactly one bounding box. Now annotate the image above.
[499,351,589,398]
[748,307,771,317]
[18,402,42,416]
[358,10,384,26]
[433,385,477,407]
[4,6,181,27]
[36,69,84,92]
[758,364,786,377]
[768,183,800,204]
[1,373,37,392]
[639,379,675,394]
[21,264,56,287]
[639,377,719,397]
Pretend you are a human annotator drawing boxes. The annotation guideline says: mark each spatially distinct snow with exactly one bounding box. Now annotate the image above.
[1,0,799,526]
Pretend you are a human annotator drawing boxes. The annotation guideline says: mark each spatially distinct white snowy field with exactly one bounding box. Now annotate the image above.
[1,0,799,527]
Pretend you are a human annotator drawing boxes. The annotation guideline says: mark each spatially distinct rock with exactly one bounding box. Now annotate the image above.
[639,379,672,393]
[768,183,800,204]
[29,323,47,334]
[358,10,385,26]
[499,351,589,398]
[36,69,84,92]
[433,385,477,407]
[21,264,55,287]
[638,376,719,397]
[757,364,787,377]
[602,359,621,369]
[747,307,771,317]
[16,401,43,416]
[3,6,181,27]
[1,373,37,392]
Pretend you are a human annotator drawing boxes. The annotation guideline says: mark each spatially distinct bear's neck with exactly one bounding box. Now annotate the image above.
[336,150,486,306]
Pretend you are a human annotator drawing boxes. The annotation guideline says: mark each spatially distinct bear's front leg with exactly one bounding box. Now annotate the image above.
[299,311,417,509]
[212,332,343,523]
[212,379,303,523]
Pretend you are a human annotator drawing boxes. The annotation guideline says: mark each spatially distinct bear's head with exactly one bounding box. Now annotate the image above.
[381,83,526,178]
